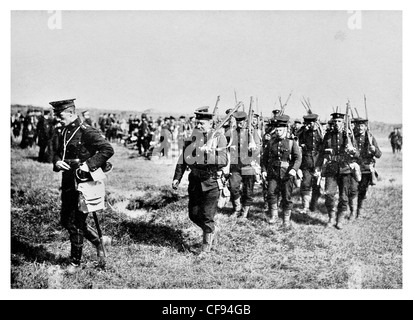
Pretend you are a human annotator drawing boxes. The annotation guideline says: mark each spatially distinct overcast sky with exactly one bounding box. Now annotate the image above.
[11,10,402,123]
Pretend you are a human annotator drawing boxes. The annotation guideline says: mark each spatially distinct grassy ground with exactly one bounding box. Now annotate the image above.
[10,139,402,290]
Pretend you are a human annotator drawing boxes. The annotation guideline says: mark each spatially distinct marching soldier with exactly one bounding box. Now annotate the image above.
[297,114,324,214]
[51,99,114,269]
[227,111,261,219]
[261,115,302,229]
[315,112,360,230]
[172,107,228,254]
[353,118,382,219]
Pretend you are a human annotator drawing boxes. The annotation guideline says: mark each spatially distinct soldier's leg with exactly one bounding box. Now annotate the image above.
[266,178,279,224]
[357,173,370,218]
[188,178,204,229]
[280,176,295,228]
[310,173,321,212]
[300,169,312,214]
[199,187,220,253]
[61,189,83,266]
[324,176,338,227]
[229,170,242,214]
[336,174,356,230]
[240,175,255,218]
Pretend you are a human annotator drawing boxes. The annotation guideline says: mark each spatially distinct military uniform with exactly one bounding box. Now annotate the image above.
[261,115,302,227]
[297,114,324,213]
[173,109,228,253]
[227,111,261,218]
[51,99,114,266]
[353,118,382,218]
[316,113,360,229]
[36,112,54,163]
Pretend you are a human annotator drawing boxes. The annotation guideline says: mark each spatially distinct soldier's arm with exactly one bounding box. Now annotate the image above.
[83,127,114,171]
[371,135,382,159]
[173,153,187,183]
[315,135,327,168]
[52,132,64,172]
[291,140,302,172]
[261,142,269,173]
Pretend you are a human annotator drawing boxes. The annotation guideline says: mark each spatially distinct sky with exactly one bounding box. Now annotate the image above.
[11,10,402,123]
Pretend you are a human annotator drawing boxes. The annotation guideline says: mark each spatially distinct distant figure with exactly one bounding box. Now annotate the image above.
[36,110,54,163]
[389,127,402,153]
[82,110,93,126]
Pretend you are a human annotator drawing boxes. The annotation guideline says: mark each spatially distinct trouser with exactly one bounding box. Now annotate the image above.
[60,185,100,264]
[188,177,220,233]
[300,168,321,200]
[358,173,371,208]
[229,171,255,207]
[38,142,48,162]
[325,174,358,214]
[267,176,295,211]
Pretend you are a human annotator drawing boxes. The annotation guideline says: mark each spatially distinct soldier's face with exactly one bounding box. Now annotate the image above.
[332,119,344,131]
[275,127,287,138]
[357,123,367,134]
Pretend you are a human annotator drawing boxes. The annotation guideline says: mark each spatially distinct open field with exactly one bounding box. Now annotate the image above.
[10,138,402,289]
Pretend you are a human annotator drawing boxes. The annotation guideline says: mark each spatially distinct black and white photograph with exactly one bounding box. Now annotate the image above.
[4,3,412,301]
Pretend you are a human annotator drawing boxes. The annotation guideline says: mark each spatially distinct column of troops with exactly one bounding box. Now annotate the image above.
[173,103,383,254]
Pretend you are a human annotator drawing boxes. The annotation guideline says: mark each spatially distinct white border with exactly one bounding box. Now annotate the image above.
[2,0,411,301]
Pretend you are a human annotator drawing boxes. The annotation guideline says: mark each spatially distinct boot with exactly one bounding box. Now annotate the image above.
[233,198,242,216]
[96,242,106,267]
[267,203,278,224]
[200,228,219,254]
[336,211,346,230]
[300,193,311,214]
[239,206,250,219]
[326,210,336,227]
[357,199,364,219]
[67,244,82,273]
[348,198,357,222]
[283,210,292,230]
[309,194,319,212]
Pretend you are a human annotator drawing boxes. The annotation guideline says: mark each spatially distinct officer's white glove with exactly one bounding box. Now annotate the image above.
[79,162,90,172]
[55,160,70,171]
[261,172,267,180]
[369,145,376,153]
[289,169,297,177]
[314,167,321,178]
[172,180,180,190]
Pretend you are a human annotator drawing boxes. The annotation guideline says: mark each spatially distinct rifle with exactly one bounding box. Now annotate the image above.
[201,101,244,152]
[280,91,293,115]
[212,95,220,128]
[212,95,220,115]
[247,96,258,150]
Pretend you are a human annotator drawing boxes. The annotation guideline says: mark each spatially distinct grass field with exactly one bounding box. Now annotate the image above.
[10,137,402,290]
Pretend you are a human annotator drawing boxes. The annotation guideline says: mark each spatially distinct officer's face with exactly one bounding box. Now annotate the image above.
[275,127,287,138]
[196,120,212,132]
[236,120,244,129]
[56,111,72,126]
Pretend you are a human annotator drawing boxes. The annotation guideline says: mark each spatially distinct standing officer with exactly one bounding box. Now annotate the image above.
[261,115,302,229]
[297,114,324,214]
[51,99,114,269]
[172,108,228,254]
[353,118,382,219]
[227,111,261,219]
[315,112,360,230]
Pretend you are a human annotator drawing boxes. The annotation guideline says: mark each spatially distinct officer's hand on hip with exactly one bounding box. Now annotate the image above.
[172,180,180,190]
[55,160,71,171]
[369,145,376,153]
